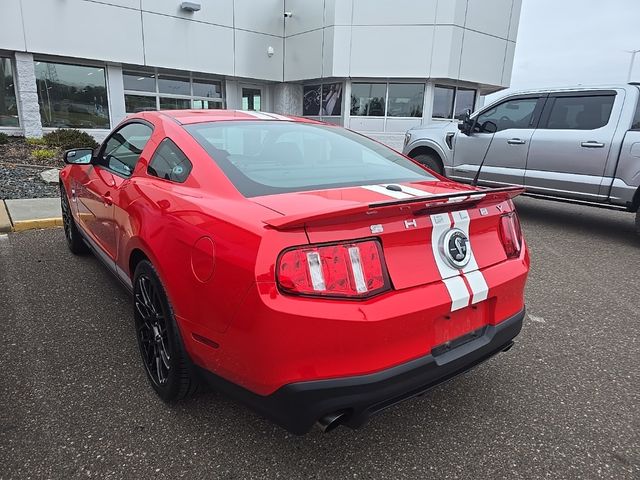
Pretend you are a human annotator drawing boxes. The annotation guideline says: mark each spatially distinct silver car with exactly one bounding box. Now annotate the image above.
[403,84,640,234]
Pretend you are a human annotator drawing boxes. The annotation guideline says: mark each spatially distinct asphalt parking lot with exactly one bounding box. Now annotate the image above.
[0,196,638,479]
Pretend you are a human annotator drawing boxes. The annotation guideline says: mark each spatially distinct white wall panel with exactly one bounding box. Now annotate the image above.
[235,30,283,81]
[508,0,522,41]
[349,117,385,132]
[353,0,437,25]
[0,0,26,51]
[501,40,516,87]
[464,0,512,39]
[459,30,507,86]
[435,0,467,26]
[90,0,140,9]
[385,117,422,133]
[284,0,324,36]
[324,0,353,26]
[234,0,284,36]
[430,26,463,79]
[284,29,323,81]
[141,0,234,26]
[322,26,351,78]
[350,26,432,77]
[21,0,144,64]
[143,12,233,75]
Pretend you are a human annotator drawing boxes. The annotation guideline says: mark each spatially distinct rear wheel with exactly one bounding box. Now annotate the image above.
[133,260,199,402]
[413,153,443,176]
[60,185,88,254]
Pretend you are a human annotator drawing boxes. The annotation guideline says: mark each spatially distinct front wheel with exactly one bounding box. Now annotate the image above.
[60,184,88,254]
[413,153,444,176]
[635,209,640,236]
[133,260,199,402]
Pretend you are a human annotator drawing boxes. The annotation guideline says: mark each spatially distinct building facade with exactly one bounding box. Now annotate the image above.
[0,0,521,148]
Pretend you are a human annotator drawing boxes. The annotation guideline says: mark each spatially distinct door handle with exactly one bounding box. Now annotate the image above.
[102,193,113,206]
[507,138,526,145]
[581,141,605,148]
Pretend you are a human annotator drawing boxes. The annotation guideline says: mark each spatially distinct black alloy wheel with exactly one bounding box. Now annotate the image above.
[133,260,199,401]
[60,185,88,254]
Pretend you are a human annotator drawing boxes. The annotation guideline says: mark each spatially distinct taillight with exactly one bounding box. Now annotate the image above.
[499,211,523,258]
[277,240,390,298]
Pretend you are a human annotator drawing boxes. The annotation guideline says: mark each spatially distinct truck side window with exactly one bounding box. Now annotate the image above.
[632,97,640,130]
[545,95,615,130]
[475,98,538,133]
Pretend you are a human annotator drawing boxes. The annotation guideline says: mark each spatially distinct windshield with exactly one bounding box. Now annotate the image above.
[184,121,436,197]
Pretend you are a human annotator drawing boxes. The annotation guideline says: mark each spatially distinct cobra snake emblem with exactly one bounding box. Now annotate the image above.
[453,236,467,260]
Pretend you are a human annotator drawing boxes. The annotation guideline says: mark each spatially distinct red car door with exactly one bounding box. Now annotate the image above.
[76,122,154,261]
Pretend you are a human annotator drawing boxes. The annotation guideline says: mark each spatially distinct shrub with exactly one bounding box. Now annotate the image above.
[43,129,99,150]
[26,137,47,146]
[32,148,59,161]
[0,132,9,145]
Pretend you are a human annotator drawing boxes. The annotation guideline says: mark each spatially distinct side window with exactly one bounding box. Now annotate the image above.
[630,95,640,130]
[475,98,539,132]
[545,95,615,130]
[148,138,193,183]
[101,123,153,176]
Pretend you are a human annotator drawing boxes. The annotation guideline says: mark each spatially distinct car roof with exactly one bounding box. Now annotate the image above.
[133,109,320,125]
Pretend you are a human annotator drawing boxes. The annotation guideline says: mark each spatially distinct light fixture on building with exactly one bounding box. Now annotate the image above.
[284,11,293,18]
[180,2,201,12]
[267,46,275,58]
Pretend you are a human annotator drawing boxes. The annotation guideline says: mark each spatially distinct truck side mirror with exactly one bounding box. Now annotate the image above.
[458,110,474,135]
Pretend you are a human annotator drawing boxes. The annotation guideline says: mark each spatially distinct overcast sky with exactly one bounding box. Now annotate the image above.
[488,0,640,101]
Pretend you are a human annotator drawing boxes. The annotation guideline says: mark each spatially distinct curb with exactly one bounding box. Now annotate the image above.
[12,217,63,232]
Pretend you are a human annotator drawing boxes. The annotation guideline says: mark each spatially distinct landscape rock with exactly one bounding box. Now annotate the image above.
[40,168,61,184]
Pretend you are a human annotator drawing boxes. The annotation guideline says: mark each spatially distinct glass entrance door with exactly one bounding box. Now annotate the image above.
[241,88,262,111]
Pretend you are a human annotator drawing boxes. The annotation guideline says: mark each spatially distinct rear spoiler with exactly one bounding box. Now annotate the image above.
[264,186,525,230]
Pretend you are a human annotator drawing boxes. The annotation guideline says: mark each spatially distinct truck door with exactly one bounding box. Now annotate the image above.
[524,90,621,201]
[452,95,544,187]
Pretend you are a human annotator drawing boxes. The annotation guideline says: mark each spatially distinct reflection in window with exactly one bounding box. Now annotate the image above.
[102,123,152,176]
[476,98,538,132]
[432,86,455,119]
[454,89,476,120]
[0,57,19,127]
[148,138,192,183]
[303,85,321,116]
[159,97,191,110]
[35,61,110,129]
[123,71,156,92]
[387,84,424,117]
[125,94,157,113]
[158,74,190,96]
[123,68,224,113]
[546,95,615,130]
[351,83,386,116]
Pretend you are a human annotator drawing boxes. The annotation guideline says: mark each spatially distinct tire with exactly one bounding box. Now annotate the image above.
[636,209,640,236]
[413,153,443,176]
[133,260,199,402]
[60,184,88,254]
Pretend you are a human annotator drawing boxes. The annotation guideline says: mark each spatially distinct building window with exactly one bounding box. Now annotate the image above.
[303,83,343,116]
[350,83,386,116]
[433,85,477,120]
[123,69,223,114]
[387,83,424,117]
[35,61,110,129]
[0,57,19,127]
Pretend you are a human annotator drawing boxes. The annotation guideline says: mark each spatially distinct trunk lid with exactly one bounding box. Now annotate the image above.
[253,181,523,291]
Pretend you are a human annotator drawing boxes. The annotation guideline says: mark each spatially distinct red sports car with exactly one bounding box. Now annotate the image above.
[59,110,529,434]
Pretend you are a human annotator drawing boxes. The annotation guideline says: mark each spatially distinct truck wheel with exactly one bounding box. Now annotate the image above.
[413,153,443,176]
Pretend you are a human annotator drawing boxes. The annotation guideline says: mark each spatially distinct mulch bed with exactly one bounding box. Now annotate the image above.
[0,137,63,200]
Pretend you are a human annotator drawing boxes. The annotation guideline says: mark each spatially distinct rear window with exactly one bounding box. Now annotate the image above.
[184,121,436,197]
[545,95,615,130]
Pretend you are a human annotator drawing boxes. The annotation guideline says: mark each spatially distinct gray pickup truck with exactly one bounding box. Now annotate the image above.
[402,84,640,233]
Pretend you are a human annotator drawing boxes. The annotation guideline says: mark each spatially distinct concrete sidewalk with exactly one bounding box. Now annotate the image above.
[0,197,62,233]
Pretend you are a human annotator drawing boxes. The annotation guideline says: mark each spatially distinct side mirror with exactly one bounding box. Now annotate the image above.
[64,148,94,165]
[480,120,498,134]
[457,110,474,135]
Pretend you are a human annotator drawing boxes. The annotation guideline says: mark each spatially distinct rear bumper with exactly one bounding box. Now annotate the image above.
[199,307,524,435]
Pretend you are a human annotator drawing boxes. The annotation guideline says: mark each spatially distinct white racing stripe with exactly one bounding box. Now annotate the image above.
[241,110,276,120]
[451,210,489,304]
[430,213,470,311]
[389,185,434,197]
[362,184,414,199]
